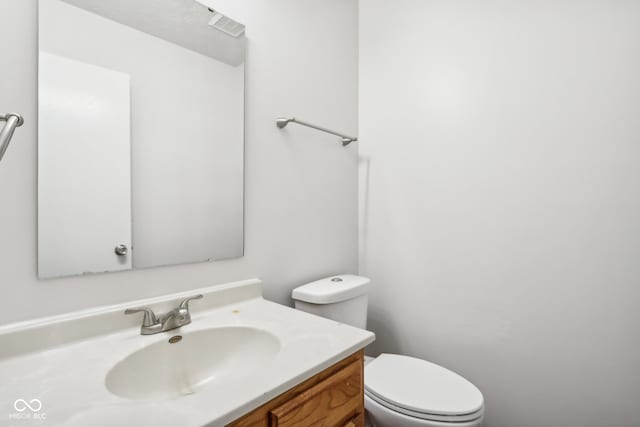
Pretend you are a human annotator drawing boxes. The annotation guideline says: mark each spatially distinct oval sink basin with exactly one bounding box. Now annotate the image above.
[105,326,280,400]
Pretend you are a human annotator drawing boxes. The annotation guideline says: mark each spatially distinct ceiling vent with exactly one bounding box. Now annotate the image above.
[207,9,245,38]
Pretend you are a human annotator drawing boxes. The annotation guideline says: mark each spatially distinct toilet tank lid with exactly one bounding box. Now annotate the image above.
[292,275,370,304]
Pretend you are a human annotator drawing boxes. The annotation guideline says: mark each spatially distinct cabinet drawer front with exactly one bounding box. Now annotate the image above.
[269,360,363,427]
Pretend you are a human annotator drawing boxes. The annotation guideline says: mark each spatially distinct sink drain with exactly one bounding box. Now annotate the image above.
[168,335,182,344]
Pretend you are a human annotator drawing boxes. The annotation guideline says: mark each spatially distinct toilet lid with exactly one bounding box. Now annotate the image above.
[365,354,484,418]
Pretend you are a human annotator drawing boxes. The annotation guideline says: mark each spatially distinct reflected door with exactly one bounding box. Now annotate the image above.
[38,52,132,278]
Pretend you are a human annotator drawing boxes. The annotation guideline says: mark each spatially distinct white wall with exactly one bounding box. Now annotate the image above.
[0,0,358,324]
[359,1,640,427]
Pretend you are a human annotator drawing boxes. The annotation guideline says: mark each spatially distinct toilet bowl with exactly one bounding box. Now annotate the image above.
[364,354,483,427]
[292,275,485,427]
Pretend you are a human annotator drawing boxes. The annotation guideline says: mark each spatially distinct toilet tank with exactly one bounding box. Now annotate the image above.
[292,275,370,329]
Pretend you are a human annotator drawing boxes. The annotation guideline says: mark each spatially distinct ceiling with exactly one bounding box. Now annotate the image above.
[60,0,245,66]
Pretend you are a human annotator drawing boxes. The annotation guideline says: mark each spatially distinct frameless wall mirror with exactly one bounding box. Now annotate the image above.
[37,0,245,279]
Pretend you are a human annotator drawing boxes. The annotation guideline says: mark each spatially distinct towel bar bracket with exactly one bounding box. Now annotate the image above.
[0,112,25,163]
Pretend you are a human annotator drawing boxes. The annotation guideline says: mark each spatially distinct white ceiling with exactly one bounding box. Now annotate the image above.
[60,0,245,66]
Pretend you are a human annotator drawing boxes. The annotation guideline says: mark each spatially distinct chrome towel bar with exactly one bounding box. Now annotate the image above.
[276,117,357,146]
[0,113,24,162]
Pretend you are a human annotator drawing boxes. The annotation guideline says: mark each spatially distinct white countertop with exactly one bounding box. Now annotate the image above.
[0,279,375,427]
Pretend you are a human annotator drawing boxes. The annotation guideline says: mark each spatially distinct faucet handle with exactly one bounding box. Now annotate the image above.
[124,306,159,327]
[179,294,203,310]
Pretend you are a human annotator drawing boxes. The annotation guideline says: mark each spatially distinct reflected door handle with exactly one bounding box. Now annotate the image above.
[114,244,128,256]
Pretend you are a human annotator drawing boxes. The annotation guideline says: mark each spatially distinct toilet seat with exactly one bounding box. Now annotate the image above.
[365,390,483,423]
[365,354,484,423]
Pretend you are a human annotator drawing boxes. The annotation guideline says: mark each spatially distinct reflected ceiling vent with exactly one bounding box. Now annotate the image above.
[207,8,245,38]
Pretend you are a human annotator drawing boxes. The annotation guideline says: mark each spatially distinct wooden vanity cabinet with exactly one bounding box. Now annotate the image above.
[227,350,365,427]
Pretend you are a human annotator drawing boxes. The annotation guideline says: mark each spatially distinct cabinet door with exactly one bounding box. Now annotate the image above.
[342,413,364,427]
[269,360,363,427]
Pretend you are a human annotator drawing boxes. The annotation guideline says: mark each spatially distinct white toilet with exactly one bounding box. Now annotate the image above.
[292,275,485,427]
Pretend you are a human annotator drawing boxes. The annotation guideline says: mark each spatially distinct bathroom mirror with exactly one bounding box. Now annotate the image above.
[37,0,245,279]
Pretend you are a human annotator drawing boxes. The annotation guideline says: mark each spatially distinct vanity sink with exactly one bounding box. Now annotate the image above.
[105,326,281,400]
[0,280,374,426]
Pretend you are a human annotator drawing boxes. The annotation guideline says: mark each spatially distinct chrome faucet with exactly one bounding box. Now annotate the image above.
[125,294,203,335]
